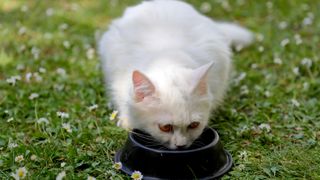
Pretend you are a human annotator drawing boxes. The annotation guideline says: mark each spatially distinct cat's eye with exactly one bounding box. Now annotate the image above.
[188,122,200,129]
[159,124,173,133]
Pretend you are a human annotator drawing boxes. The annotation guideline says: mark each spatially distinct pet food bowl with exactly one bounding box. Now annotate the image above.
[115,127,232,180]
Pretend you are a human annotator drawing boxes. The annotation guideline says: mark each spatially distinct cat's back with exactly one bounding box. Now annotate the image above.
[99,0,228,79]
[102,0,211,50]
[120,0,199,24]
[99,0,218,62]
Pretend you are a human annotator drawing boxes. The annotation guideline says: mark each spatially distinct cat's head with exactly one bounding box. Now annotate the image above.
[129,62,214,149]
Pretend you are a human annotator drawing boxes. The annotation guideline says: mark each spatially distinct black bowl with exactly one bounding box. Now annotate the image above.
[115,127,232,180]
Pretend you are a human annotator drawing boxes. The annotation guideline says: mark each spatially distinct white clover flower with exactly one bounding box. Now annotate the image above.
[294,34,302,45]
[113,162,122,170]
[31,47,40,60]
[86,48,95,60]
[7,117,14,122]
[221,1,231,11]
[238,151,248,161]
[56,68,67,76]
[280,38,290,47]
[15,155,24,163]
[29,93,39,100]
[273,57,282,65]
[44,32,53,39]
[234,72,246,85]
[21,5,28,12]
[31,46,39,54]
[278,21,288,29]
[56,171,66,180]
[18,26,27,35]
[39,67,46,73]
[266,1,273,9]
[249,64,257,69]
[302,16,313,26]
[6,76,21,86]
[254,85,263,92]
[25,72,32,82]
[30,155,37,161]
[237,72,247,81]
[258,46,264,52]
[264,91,271,97]
[301,58,312,68]
[63,41,70,49]
[71,3,80,11]
[256,33,264,42]
[62,123,72,133]
[57,112,69,119]
[295,39,302,45]
[46,8,54,16]
[37,117,49,124]
[11,167,28,180]
[88,104,98,111]
[200,2,212,13]
[59,23,69,31]
[258,123,271,132]
[131,171,143,180]
[235,44,243,52]
[33,72,43,82]
[292,67,300,76]
[110,110,118,121]
[8,143,18,149]
[240,85,249,95]
[303,82,309,90]
[236,164,246,171]
[18,45,27,52]
[95,136,103,143]
[16,64,25,71]
[291,99,300,107]
[265,74,272,80]
[54,84,64,91]
[61,162,66,167]
[87,176,96,180]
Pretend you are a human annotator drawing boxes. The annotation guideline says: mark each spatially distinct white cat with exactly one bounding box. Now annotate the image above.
[99,0,253,149]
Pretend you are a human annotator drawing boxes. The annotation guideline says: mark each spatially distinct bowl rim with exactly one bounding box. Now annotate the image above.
[129,127,219,154]
[115,149,233,180]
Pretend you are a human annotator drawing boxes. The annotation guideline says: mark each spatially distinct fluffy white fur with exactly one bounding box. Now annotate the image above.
[99,0,252,149]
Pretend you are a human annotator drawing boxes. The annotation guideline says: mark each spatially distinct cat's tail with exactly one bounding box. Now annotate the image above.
[216,22,254,49]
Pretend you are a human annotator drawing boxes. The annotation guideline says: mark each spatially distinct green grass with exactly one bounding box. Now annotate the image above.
[0,0,319,179]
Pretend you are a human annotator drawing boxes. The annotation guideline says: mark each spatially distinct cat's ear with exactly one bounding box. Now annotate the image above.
[191,62,214,96]
[132,70,156,102]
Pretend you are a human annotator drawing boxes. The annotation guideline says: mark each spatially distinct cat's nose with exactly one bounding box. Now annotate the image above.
[176,145,186,149]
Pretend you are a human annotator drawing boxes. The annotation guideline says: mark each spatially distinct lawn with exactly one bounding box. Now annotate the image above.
[0,0,319,179]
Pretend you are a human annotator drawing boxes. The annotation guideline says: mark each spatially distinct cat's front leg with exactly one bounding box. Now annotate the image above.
[116,114,130,130]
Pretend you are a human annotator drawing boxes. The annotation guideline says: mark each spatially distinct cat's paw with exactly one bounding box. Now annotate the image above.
[117,116,130,130]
